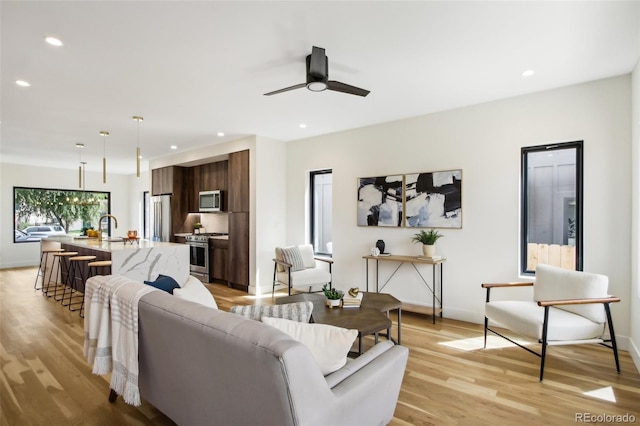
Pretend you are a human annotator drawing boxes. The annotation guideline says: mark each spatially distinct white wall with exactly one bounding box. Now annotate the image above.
[286,75,633,348]
[630,58,640,370]
[0,163,145,268]
[254,136,287,295]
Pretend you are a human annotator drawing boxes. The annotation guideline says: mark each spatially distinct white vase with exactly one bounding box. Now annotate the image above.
[326,298,341,309]
[422,244,436,257]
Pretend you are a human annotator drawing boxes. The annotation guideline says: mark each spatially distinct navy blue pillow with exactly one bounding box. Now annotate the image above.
[144,274,180,293]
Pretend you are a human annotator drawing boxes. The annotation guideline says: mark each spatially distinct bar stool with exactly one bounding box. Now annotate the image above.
[82,260,113,317]
[63,255,97,311]
[34,248,64,291]
[46,251,79,300]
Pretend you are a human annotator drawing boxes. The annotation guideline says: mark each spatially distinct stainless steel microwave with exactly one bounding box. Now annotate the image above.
[199,190,221,212]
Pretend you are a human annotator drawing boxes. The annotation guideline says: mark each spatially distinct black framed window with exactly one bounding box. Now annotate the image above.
[13,187,110,243]
[310,169,333,256]
[521,141,583,274]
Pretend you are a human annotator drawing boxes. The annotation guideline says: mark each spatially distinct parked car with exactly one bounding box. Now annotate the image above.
[23,225,66,237]
[14,229,41,242]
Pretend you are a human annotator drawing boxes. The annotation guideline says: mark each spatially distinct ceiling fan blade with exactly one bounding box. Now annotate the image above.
[309,46,327,79]
[327,81,370,97]
[263,83,306,96]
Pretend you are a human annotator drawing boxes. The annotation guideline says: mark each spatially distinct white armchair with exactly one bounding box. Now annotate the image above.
[273,244,333,297]
[482,264,620,381]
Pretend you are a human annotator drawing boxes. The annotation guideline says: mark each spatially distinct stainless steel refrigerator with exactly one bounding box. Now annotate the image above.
[150,195,172,242]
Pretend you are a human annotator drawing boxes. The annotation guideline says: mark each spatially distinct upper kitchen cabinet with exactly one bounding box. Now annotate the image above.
[190,161,229,212]
[228,150,249,212]
[152,166,186,196]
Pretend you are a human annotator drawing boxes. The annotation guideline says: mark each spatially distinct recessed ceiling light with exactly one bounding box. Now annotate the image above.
[45,36,63,47]
[170,145,177,150]
[299,123,307,129]
[217,132,225,137]
[522,70,535,77]
[16,80,31,87]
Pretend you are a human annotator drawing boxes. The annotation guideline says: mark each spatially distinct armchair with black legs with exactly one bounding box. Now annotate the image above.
[481,264,620,381]
[272,244,333,297]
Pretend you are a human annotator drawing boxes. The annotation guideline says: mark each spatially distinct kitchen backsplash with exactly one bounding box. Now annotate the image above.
[200,212,229,233]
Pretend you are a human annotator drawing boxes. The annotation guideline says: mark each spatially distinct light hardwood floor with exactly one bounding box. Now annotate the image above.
[1,267,639,425]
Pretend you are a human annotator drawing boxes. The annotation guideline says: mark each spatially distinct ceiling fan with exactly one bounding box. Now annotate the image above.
[264,46,370,97]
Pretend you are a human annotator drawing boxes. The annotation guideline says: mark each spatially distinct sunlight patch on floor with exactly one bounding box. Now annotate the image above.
[583,386,616,403]
[439,335,531,351]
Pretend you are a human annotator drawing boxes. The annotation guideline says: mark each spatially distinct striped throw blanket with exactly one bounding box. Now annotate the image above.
[83,275,158,406]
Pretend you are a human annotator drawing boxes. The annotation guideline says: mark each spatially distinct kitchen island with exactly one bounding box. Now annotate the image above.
[43,236,190,285]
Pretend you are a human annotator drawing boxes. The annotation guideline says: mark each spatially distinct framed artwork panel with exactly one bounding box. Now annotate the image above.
[357,175,403,227]
[404,170,462,228]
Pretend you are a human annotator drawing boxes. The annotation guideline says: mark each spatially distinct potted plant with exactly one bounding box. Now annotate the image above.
[411,229,444,257]
[322,284,343,308]
[193,223,203,234]
[567,218,576,246]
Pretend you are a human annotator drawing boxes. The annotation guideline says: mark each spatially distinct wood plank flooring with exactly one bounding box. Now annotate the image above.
[1,267,639,425]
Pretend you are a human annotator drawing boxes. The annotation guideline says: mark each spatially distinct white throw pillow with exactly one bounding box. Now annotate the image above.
[261,316,358,375]
[173,276,218,309]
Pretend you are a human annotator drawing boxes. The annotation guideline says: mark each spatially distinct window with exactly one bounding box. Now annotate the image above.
[143,191,150,239]
[310,169,332,256]
[14,187,111,243]
[521,141,583,274]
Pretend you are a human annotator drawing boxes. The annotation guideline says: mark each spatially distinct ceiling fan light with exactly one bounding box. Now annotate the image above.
[307,81,327,92]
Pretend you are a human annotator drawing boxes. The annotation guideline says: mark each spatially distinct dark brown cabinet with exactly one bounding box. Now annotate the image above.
[228,212,249,290]
[152,166,183,196]
[210,239,229,282]
[189,161,229,212]
[228,150,249,213]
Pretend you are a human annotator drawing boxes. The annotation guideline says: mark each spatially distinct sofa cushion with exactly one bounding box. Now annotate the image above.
[172,276,218,309]
[230,301,312,322]
[144,274,180,293]
[261,316,358,375]
[280,246,305,272]
[297,244,317,269]
[276,268,331,287]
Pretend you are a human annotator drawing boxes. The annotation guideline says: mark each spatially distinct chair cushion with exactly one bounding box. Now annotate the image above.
[486,300,605,341]
[230,301,313,322]
[172,276,218,309]
[276,268,331,287]
[534,264,608,323]
[261,316,358,375]
[280,246,305,272]
[297,244,317,268]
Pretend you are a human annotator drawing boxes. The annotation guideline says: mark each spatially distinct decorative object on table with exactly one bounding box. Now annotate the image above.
[193,223,203,234]
[127,230,137,238]
[370,247,380,256]
[404,170,462,228]
[376,239,386,254]
[411,228,444,258]
[322,283,343,309]
[343,287,363,308]
[357,175,403,227]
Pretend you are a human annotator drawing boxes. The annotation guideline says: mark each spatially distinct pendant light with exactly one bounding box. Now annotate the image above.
[100,131,109,183]
[76,143,85,189]
[132,116,144,177]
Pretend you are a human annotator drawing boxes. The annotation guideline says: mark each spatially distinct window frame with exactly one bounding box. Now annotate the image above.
[520,141,584,274]
[309,169,333,257]
[13,186,111,243]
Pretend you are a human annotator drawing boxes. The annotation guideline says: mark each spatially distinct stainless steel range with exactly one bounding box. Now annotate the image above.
[186,233,228,282]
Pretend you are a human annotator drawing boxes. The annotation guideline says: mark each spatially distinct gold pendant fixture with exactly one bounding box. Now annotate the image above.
[76,143,85,188]
[100,131,109,183]
[132,116,144,177]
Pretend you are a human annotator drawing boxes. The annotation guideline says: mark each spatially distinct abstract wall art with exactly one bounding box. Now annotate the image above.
[357,175,404,227]
[404,169,462,228]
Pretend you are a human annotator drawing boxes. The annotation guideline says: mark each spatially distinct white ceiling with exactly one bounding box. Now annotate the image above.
[2,1,639,175]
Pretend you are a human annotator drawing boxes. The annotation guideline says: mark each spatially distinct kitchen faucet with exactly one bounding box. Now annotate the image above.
[98,214,118,242]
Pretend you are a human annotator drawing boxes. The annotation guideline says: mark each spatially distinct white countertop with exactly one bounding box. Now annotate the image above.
[45,235,185,252]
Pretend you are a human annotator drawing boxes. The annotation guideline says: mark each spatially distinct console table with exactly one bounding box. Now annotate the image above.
[363,254,445,324]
